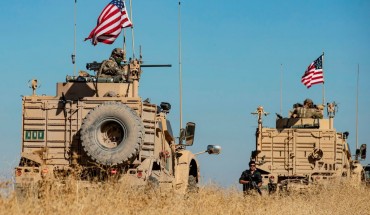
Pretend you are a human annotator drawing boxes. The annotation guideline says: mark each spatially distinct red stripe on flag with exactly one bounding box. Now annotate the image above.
[301,55,324,88]
[85,0,133,45]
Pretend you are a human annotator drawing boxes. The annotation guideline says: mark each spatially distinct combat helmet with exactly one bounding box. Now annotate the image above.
[304,98,313,107]
[110,48,125,61]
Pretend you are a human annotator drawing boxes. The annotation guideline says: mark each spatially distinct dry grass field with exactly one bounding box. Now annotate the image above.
[0,179,369,215]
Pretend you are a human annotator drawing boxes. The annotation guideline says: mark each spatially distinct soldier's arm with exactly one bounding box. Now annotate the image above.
[97,60,109,77]
[239,172,250,184]
[99,60,119,77]
[291,108,298,118]
[239,179,249,184]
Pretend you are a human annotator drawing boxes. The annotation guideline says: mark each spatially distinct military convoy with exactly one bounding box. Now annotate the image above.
[250,101,367,193]
[14,50,221,194]
[13,52,369,195]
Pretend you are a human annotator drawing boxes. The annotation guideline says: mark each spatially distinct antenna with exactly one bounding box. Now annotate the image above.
[129,0,135,59]
[356,64,359,151]
[123,28,127,61]
[139,45,142,63]
[280,64,283,116]
[71,0,77,76]
[178,1,183,133]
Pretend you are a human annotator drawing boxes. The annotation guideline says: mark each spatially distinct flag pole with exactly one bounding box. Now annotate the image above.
[322,52,325,106]
[178,1,183,132]
[72,0,77,76]
[129,0,135,59]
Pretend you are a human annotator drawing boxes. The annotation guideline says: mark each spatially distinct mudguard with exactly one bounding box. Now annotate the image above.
[175,150,199,193]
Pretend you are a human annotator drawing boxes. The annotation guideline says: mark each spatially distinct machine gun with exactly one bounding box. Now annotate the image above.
[86,61,172,71]
[248,175,262,195]
[86,61,102,71]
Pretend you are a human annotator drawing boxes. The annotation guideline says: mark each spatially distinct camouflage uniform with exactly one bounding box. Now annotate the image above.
[293,107,323,118]
[99,48,127,82]
[292,98,323,119]
[100,60,121,76]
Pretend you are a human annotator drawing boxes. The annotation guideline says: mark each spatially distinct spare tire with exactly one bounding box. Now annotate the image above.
[80,102,144,165]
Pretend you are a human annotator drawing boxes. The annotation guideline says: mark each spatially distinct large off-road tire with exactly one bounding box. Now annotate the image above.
[80,102,144,165]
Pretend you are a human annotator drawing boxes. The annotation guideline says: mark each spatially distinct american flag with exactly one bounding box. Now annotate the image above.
[301,54,324,88]
[85,0,132,45]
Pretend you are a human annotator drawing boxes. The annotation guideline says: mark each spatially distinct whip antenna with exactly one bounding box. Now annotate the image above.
[71,0,77,76]
[178,1,183,133]
[123,28,126,61]
[129,0,135,59]
[280,64,283,116]
[356,64,359,152]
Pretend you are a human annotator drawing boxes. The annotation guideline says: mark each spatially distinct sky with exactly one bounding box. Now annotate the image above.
[0,0,369,188]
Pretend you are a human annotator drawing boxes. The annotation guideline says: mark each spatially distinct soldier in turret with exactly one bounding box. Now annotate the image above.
[291,98,323,119]
[99,48,128,82]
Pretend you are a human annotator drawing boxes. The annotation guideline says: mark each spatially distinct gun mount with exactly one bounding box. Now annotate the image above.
[86,61,172,71]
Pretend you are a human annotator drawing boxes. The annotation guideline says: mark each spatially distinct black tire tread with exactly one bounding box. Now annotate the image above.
[80,102,144,165]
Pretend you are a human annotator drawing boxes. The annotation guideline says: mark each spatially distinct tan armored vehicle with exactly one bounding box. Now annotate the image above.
[15,51,220,193]
[250,101,366,193]
[362,165,370,186]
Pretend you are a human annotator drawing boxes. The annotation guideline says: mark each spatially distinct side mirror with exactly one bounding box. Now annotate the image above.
[194,145,222,156]
[179,122,196,146]
[207,145,221,155]
[356,144,367,160]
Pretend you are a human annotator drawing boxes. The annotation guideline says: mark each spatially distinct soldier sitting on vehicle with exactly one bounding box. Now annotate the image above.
[98,48,128,82]
[291,98,323,119]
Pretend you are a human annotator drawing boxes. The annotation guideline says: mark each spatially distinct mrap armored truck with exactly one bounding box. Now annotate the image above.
[250,101,366,193]
[15,51,220,193]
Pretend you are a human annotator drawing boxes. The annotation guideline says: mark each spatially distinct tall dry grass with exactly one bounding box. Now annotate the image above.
[0,179,369,215]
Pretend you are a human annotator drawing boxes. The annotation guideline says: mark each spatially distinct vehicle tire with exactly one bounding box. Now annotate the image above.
[187,175,199,193]
[80,102,144,165]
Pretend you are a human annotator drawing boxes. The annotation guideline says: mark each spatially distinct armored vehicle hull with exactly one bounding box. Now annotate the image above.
[250,105,365,193]
[15,58,218,194]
